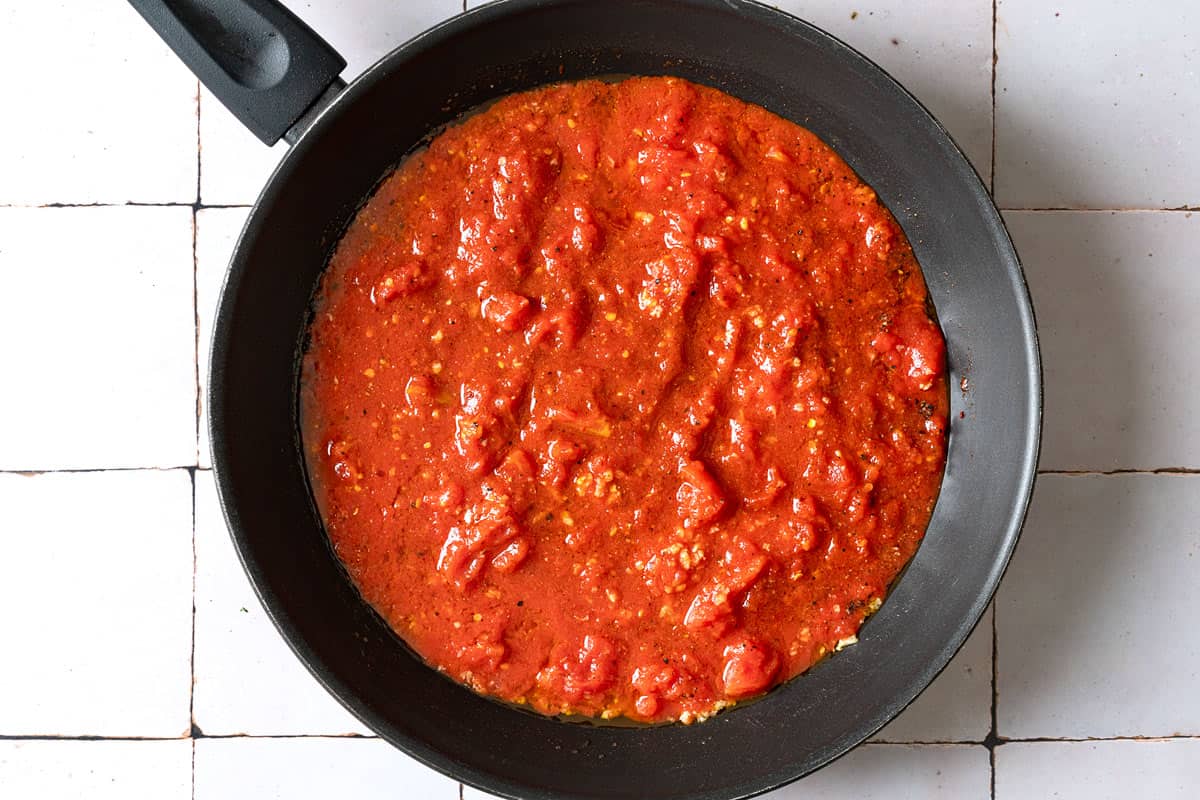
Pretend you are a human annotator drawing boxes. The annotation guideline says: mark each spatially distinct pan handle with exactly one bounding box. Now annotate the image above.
[128,0,346,145]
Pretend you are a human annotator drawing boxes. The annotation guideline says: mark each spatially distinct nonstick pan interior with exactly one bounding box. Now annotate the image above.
[209,2,1040,798]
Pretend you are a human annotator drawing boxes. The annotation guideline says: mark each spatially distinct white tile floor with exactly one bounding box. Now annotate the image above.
[0,3,198,205]
[193,738,460,800]
[996,474,1200,740]
[0,740,193,800]
[1006,211,1200,472]
[0,207,197,471]
[2,0,1197,797]
[994,0,1200,209]
[0,472,193,737]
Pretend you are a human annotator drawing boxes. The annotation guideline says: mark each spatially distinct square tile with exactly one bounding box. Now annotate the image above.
[0,471,193,737]
[1007,211,1200,471]
[0,207,197,470]
[995,0,1200,208]
[199,0,463,206]
[766,744,990,799]
[996,740,1200,800]
[0,740,191,800]
[194,737,459,799]
[196,208,249,469]
[464,744,990,800]
[192,470,371,735]
[871,606,993,743]
[0,2,197,204]
[996,474,1200,738]
[197,87,286,208]
[289,0,466,80]
[770,1,995,185]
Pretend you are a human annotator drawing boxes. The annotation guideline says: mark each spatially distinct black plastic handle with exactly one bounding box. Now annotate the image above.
[128,0,346,145]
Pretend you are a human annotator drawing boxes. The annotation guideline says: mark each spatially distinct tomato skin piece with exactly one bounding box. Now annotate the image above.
[683,538,769,635]
[370,261,428,304]
[538,635,619,703]
[721,639,780,699]
[482,291,532,332]
[872,305,946,394]
[635,694,660,717]
[676,460,725,527]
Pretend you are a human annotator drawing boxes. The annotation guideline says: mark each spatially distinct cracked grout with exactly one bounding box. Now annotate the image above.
[1000,206,1200,213]
[0,202,252,210]
[990,0,998,197]
[193,108,204,476]
[0,466,202,475]
[989,0,998,788]
[867,734,1200,746]
[988,600,1000,798]
[1036,467,1200,476]
[196,78,204,213]
[188,467,199,800]
[0,733,379,742]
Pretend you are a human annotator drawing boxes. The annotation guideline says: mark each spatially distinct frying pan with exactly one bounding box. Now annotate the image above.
[130,1,1041,797]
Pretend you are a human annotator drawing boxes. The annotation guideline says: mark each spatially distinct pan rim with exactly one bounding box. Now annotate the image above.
[208,1,1042,797]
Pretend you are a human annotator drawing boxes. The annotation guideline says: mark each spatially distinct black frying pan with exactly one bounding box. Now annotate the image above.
[130,1,1041,797]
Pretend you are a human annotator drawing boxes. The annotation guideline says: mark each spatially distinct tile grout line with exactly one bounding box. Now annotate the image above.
[1001,207,1200,213]
[6,466,1199,477]
[196,78,204,210]
[2,730,1197,743]
[0,202,252,209]
[988,604,1000,798]
[2,201,1195,213]
[990,0,998,791]
[1,732,1196,744]
[869,735,1200,745]
[990,0,998,197]
[188,466,199,788]
[1037,467,1200,476]
[999,735,1200,744]
[194,78,204,471]
[0,733,378,742]
[192,77,202,798]
[0,466,210,475]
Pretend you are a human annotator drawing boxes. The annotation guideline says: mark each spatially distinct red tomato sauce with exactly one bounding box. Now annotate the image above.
[301,77,948,724]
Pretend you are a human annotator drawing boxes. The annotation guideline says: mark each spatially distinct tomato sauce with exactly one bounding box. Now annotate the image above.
[301,77,948,724]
